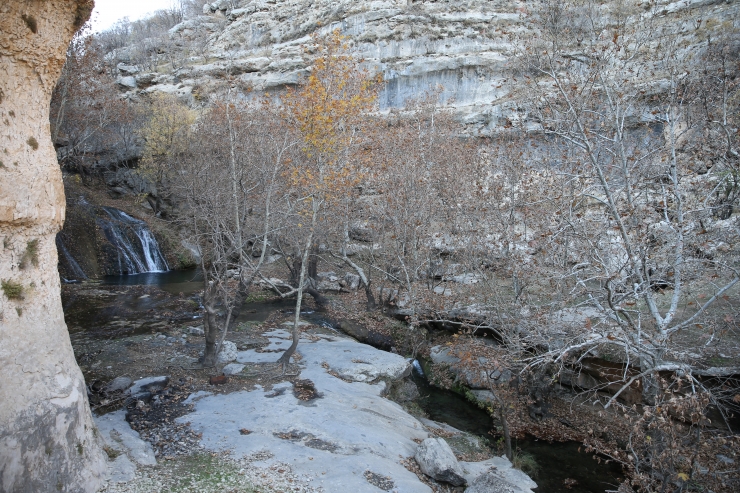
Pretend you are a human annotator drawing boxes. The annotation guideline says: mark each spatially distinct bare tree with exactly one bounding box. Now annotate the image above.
[173,98,292,365]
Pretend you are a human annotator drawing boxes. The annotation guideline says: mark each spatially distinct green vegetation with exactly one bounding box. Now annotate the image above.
[2,279,24,300]
[244,290,275,304]
[158,454,263,493]
[102,446,121,460]
[708,355,733,366]
[512,450,539,478]
[19,239,39,269]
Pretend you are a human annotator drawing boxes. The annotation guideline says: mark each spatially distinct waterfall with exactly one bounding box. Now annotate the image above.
[98,207,169,275]
[56,234,88,280]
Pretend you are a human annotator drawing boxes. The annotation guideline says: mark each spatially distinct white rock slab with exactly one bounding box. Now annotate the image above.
[95,409,157,471]
[236,349,287,364]
[108,455,136,483]
[299,337,411,382]
[180,337,429,492]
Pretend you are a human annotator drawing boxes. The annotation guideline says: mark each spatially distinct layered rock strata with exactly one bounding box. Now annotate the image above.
[111,0,739,134]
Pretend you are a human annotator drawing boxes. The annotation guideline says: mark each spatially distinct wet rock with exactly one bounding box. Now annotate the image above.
[335,319,394,351]
[128,376,169,396]
[414,437,466,486]
[217,341,238,364]
[105,376,133,393]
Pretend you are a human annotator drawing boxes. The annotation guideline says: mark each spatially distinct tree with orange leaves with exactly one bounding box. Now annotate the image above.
[275,29,381,370]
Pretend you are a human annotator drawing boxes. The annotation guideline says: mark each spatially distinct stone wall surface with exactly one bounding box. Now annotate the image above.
[0,1,106,492]
[112,0,740,134]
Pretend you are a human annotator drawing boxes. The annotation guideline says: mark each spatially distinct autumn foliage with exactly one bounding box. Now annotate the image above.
[281,30,381,200]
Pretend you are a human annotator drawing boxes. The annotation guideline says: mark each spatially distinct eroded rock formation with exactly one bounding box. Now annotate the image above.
[112,0,738,134]
[0,1,106,491]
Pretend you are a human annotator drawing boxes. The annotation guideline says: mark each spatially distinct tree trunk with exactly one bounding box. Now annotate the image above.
[201,287,220,367]
[0,2,107,491]
[640,358,661,406]
[499,405,513,461]
[305,287,329,311]
[364,281,377,310]
[278,199,319,370]
[308,244,318,280]
[487,376,512,461]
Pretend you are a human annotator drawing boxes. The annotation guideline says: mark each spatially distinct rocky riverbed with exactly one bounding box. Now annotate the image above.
[72,282,536,492]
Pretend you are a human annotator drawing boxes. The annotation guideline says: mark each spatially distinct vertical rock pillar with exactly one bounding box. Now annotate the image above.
[0,1,106,492]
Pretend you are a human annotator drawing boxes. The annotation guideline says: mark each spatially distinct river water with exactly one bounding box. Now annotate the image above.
[411,366,625,493]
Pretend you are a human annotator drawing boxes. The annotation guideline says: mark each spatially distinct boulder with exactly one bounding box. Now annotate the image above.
[317,279,342,292]
[343,272,361,290]
[105,376,133,393]
[461,456,538,493]
[414,437,466,486]
[349,222,375,242]
[222,363,245,375]
[188,326,205,336]
[391,379,420,403]
[316,271,342,292]
[117,63,139,75]
[134,73,157,87]
[466,472,526,493]
[217,341,238,364]
[128,376,170,397]
[104,169,157,196]
[116,76,137,90]
[341,242,381,256]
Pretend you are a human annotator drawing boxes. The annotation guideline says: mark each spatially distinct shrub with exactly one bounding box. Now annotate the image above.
[512,450,539,478]
[2,280,24,300]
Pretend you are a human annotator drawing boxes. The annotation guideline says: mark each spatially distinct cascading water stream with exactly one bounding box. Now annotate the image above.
[98,207,168,275]
[56,234,88,280]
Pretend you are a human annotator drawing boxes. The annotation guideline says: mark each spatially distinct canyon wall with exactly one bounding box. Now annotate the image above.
[0,1,106,491]
[111,0,738,134]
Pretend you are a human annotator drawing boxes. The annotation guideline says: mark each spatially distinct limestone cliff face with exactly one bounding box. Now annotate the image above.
[0,1,106,491]
[114,0,738,134]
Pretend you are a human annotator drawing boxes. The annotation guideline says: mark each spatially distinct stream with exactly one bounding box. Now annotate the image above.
[411,365,625,493]
[77,271,626,492]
